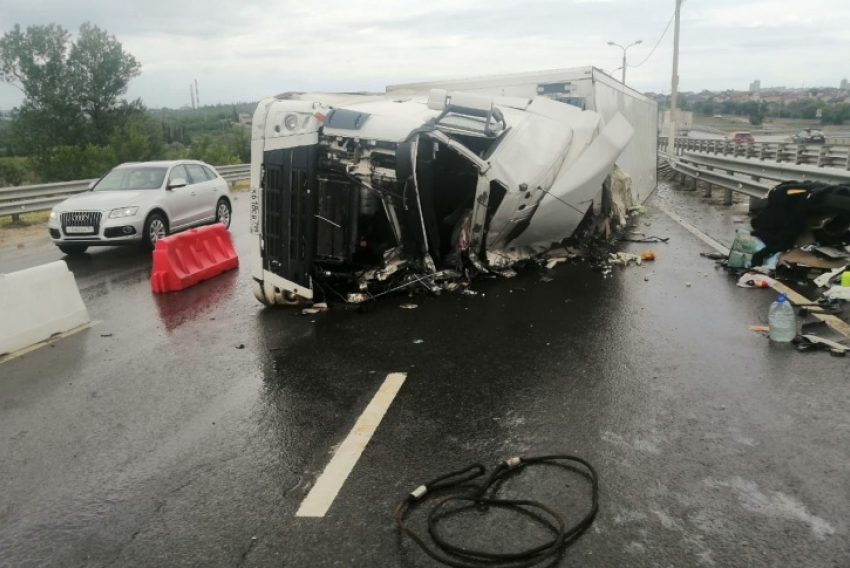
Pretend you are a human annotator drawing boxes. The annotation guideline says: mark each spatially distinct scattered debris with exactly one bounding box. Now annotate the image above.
[643,271,656,282]
[540,276,554,283]
[736,273,778,288]
[400,303,418,309]
[797,322,850,355]
[100,334,113,338]
[640,251,656,261]
[412,339,424,344]
[686,282,692,287]
[609,252,643,266]
[813,266,848,288]
[620,235,669,243]
[700,252,726,261]
[236,344,245,349]
[461,289,479,296]
[302,302,329,315]
[727,230,765,269]
[749,325,770,332]
[822,286,850,301]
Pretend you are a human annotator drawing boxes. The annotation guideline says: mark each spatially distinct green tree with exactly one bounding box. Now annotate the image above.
[230,125,250,163]
[0,22,144,177]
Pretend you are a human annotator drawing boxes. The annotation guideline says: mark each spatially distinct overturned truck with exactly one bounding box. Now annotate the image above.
[249,89,635,306]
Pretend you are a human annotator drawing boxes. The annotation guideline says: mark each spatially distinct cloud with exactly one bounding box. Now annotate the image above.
[1,0,848,109]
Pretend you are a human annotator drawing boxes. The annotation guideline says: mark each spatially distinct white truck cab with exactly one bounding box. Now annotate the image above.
[249,90,633,306]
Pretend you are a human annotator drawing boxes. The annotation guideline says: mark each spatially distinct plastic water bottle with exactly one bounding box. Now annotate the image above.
[768,293,797,342]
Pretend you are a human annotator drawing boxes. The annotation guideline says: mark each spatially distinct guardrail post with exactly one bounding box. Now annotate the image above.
[817,145,827,168]
[723,188,733,205]
[11,213,20,222]
[703,182,713,198]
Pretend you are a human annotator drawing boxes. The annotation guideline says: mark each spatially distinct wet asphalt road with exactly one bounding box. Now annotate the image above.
[1,188,850,568]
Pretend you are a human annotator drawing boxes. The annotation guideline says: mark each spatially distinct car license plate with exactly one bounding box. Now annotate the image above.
[65,226,94,234]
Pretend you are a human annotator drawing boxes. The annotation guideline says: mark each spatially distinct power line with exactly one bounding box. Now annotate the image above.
[628,11,675,69]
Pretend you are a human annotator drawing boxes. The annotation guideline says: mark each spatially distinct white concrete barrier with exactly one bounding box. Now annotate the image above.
[0,261,90,357]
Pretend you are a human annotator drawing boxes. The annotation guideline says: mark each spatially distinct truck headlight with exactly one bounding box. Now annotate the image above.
[109,206,138,219]
[284,114,299,131]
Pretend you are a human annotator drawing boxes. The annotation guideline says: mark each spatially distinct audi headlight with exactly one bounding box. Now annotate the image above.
[49,210,57,220]
[284,114,299,131]
[109,206,138,219]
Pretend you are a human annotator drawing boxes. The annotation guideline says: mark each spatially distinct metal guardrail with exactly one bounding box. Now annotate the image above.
[0,164,249,219]
[659,137,850,170]
[660,149,850,204]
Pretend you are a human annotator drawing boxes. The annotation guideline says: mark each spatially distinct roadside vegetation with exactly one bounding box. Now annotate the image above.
[0,23,256,187]
[665,99,850,128]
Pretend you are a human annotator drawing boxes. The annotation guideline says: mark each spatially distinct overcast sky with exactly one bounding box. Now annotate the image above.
[1,0,848,109]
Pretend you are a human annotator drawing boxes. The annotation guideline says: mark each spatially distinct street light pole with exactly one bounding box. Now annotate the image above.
[667,0,683,153]
[607,40,643,85]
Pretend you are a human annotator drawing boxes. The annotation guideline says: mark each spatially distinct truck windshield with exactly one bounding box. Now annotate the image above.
[94,167,167,191]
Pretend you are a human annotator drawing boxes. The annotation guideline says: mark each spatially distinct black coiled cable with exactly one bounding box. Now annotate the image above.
[395,455,599,568]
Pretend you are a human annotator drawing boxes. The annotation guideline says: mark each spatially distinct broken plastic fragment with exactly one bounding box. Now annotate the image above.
[609,252,643,266]
[461,289,478,296]
[736,273,777,289]
[413,339,424,344]
[400,303,418,309]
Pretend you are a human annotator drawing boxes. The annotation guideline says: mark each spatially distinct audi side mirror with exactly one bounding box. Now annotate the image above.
[167,178,187,190]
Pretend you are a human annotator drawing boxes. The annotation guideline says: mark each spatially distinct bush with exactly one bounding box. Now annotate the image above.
[0,156,39,186]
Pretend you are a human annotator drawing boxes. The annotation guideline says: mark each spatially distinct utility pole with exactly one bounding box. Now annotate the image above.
[667,0,683,153]
[190,84,196,109]
[194,79,200,107]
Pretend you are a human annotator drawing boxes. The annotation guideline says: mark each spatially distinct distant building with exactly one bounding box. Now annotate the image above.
[749,80,761,93]
[841,78,849,91]
[238,113,252,125]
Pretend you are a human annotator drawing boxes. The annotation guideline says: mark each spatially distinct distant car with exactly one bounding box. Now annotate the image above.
[48,160,233,256]
[792,129,826,144]
[728,131,755,144]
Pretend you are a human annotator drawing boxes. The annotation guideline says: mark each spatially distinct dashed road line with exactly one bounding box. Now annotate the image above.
[296,372,407,518]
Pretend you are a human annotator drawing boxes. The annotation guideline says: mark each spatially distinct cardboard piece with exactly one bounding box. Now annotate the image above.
[778,248,848,270]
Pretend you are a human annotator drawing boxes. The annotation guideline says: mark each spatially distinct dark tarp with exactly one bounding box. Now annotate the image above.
[751,180,850,266]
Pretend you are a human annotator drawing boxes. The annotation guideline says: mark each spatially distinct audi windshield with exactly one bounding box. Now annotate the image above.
[94,167,168,191]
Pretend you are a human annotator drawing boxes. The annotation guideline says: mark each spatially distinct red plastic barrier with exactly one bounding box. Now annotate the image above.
[150,224,239,293]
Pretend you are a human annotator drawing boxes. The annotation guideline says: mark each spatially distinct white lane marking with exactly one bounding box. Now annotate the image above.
[296,372,407,518]
[657,206,729,254]
[0,320,101,365]
[658,205,850,340]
